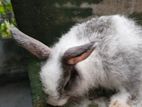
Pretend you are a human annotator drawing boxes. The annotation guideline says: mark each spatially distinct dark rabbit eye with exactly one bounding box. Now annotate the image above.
[64,68,78,91]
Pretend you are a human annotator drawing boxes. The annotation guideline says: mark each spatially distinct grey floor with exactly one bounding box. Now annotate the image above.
[0,81,32,107]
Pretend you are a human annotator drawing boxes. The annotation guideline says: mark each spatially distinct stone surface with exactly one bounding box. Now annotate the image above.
[0,39,28,75]
[0,39,32,86]
[0,81,32,107]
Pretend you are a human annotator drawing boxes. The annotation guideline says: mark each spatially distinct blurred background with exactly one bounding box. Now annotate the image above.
[0,0,142,107]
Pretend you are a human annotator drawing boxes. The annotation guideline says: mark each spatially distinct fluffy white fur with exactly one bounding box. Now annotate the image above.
[40,15,142,107]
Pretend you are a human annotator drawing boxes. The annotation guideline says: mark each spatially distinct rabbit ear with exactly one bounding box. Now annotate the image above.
[63,42,96,65]
[10,27,51,60]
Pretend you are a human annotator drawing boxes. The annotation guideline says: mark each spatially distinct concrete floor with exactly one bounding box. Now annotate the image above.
[0,81,32,107]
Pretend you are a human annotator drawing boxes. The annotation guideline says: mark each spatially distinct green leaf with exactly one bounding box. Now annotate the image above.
[0,20,14,38]
[0,0,16,38]
[0,5,5,14]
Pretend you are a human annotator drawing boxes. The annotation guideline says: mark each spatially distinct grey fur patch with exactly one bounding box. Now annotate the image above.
[76,16,112,40]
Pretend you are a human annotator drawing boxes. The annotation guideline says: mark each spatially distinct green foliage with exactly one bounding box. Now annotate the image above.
[0,0,16,38]
[0,20,13,38]
[28,60,47,107]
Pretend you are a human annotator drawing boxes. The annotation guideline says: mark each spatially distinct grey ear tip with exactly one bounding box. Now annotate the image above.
[10,27,16,38]
[10,27,19,33]
[10,26,16,30]
[9,26,51,59]
[10,27,22,39]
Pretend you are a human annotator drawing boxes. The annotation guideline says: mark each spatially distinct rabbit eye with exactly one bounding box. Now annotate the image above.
[64,68,78,91]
